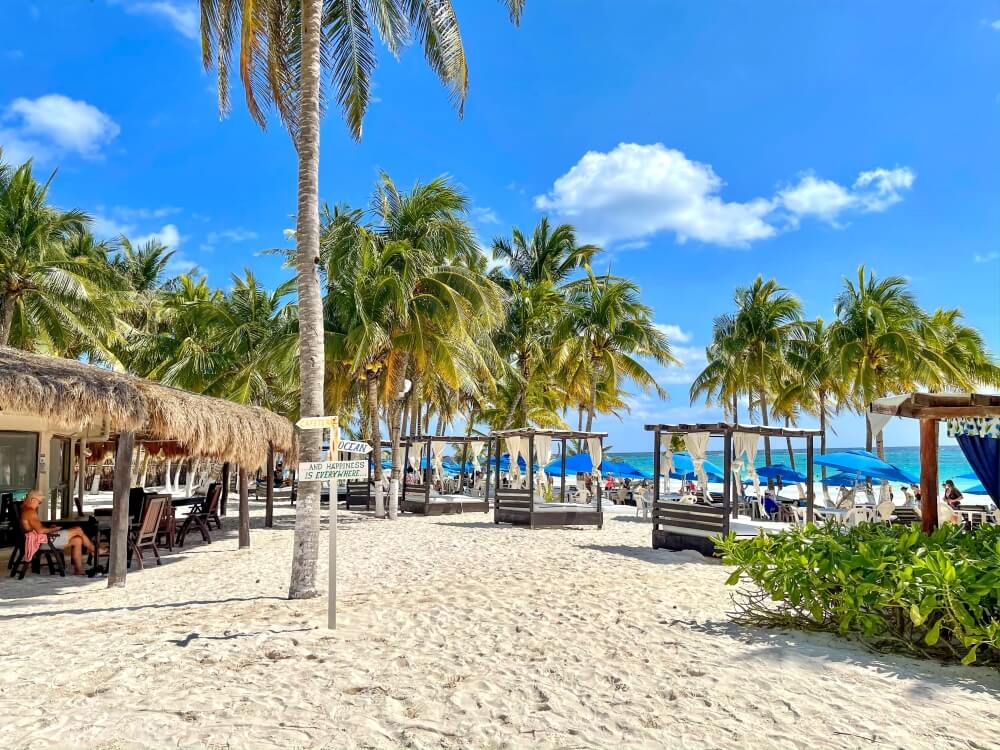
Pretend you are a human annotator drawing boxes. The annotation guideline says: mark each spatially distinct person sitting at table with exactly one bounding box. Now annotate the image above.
[604,474,615,492]
[943,480,963,508]
[19,490,95,576]
[762,489,780,518]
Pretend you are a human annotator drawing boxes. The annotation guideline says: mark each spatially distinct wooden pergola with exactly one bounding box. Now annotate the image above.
[869,393,1000,532]
[489,428,606,529]
[645,422,822,555]
[400,435,492,515]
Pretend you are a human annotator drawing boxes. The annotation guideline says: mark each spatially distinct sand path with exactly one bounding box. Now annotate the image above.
[1,503,997,749]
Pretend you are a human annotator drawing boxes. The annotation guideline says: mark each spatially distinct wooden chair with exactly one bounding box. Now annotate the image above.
[129,495,167,569]
[7,501,66,579]
[157,502,176,551]
[177,484,222,546]
[203,482,222,530]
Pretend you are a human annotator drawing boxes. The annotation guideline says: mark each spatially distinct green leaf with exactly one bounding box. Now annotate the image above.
[725,569,741,586]
[924,619,942,646]
[960,646,978,666]
[909,603,924,626]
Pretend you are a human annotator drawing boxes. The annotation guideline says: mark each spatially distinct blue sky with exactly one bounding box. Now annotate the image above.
[2,1,998,451]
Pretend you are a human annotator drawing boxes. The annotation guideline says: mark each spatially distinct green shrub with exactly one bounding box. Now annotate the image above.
[715,522,1000,667]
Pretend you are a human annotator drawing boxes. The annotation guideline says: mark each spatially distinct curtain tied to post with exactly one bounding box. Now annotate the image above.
[587,436,603,489]
[687,432,711,498]
[534,434,553,498]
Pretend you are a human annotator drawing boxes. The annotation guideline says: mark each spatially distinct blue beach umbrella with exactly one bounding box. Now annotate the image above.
[756,464,809,483]
[821,472,864,487]
[964,483,989,495]
[814,451,918,484]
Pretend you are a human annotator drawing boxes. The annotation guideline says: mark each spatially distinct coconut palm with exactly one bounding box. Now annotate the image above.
[723,276,804,466]
[690,313,751,422]
[916,308,1000,392]
[492,217,598,285]
[828,267,928,456]
[0,157,123,352]
[199,0,525,598]
[560,272,676,432]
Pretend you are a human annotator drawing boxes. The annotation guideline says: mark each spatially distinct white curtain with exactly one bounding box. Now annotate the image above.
[687,431,711,497]
[408,442,424,473]
[505,436,522,481]
[661,446,675,493]
[534,434,553,497]
[468,441,485,472]
[733,432,760,499]
[587,437,603,489]
[431,441,448,479]
[879,479,891,503]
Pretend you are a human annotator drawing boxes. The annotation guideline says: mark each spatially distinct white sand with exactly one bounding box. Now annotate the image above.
[1,501,998,749]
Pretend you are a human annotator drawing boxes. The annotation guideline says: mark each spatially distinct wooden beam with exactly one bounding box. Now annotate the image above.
[220,462,231,516]
[238,465,250,548]
[806,436,815,524]
[108,431,134,588]
[265,444,275,528]
[920,419,939,533]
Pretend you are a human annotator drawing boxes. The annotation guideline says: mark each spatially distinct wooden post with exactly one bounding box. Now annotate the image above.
[493,438,501,523]
[806,436,815,524]
[108,431,135,588]
[77,436,86,516]
[459,442,468,493]
[527,433,535,529]
[328,421,340,629]
[483,438,492,511]
[724,430,734,528]
[265,443,275,528]
[238,466,250,548]
[220,462,231,516]
[559,438,567,503]
[920,419,939,533]
[652,429,661,527]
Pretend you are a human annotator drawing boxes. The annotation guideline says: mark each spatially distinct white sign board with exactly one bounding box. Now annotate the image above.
[300,460,367,482]
[297,415,339,430]
[337,440,373,454]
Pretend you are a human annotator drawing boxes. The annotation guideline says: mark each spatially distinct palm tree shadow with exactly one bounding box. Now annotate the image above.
[578,543,719,566]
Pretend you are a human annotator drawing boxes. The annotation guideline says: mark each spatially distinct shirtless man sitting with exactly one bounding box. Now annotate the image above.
[19,490,95,575]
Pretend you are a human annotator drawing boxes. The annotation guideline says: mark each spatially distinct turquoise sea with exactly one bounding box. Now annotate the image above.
[607,445,976,487]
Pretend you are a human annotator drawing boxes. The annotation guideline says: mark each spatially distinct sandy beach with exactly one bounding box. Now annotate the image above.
[2,501,998,750]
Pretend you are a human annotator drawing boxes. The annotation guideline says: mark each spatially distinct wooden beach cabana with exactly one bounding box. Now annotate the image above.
[869,393,1000,532]
[646,422,821,556]
[0,346,295,586]
[400,435,492,515]
[489,428,605,529]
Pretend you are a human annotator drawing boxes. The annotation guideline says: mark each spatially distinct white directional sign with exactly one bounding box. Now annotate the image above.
[296,415,339,430]
[300,460,367,481]
[337,440,372,454]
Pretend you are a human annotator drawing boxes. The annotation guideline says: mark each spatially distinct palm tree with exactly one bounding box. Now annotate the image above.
[777,318,844,475]
[690,314,750,422]
[0,157,123,352]
[199,0,525,599]
[560,272,676,431]
[325,175,503,519]
[492,217,598,285]
[828,267,928,457]
[725,276,804,466]
[916,308,1000,392]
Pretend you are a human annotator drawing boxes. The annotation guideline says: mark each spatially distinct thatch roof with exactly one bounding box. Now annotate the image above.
[0,346,295,468]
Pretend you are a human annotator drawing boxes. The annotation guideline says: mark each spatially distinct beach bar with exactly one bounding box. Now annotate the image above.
[400,435,492,515]
[869,393,1000,532]
[489,428,605,529]
[645,422,822,555]
[0,346,295,586]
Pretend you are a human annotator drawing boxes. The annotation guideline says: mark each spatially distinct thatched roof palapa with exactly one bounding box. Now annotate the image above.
[0,346,295,469]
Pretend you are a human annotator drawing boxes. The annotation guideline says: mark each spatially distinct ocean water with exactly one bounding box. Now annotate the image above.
[608,445,976,487]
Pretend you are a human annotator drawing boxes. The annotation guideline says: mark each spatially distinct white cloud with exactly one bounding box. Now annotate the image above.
[1,94,119,163]
[200,227,258,251]
[535,143,915,248]
[654,323,692,343]
[657,345,708,385]
[990,19,1000,30]
[973,251,999,263]
[112,0,198,39]
[113,205,181,221]
[135,223,182,249]
[470,206,501,225]
[91,214,133,239]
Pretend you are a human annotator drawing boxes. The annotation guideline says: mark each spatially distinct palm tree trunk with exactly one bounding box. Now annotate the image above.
[585,369,598,432]
[0,291,17,346]
[865,420,873,452]
[759,382,773,490]
[387,399,402,520]
[732,393,738,423]
[368,372,385,518]
[784,418,796,470]
[875,430,885,460]
[288,0,325,600]
[819,390,828,476]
